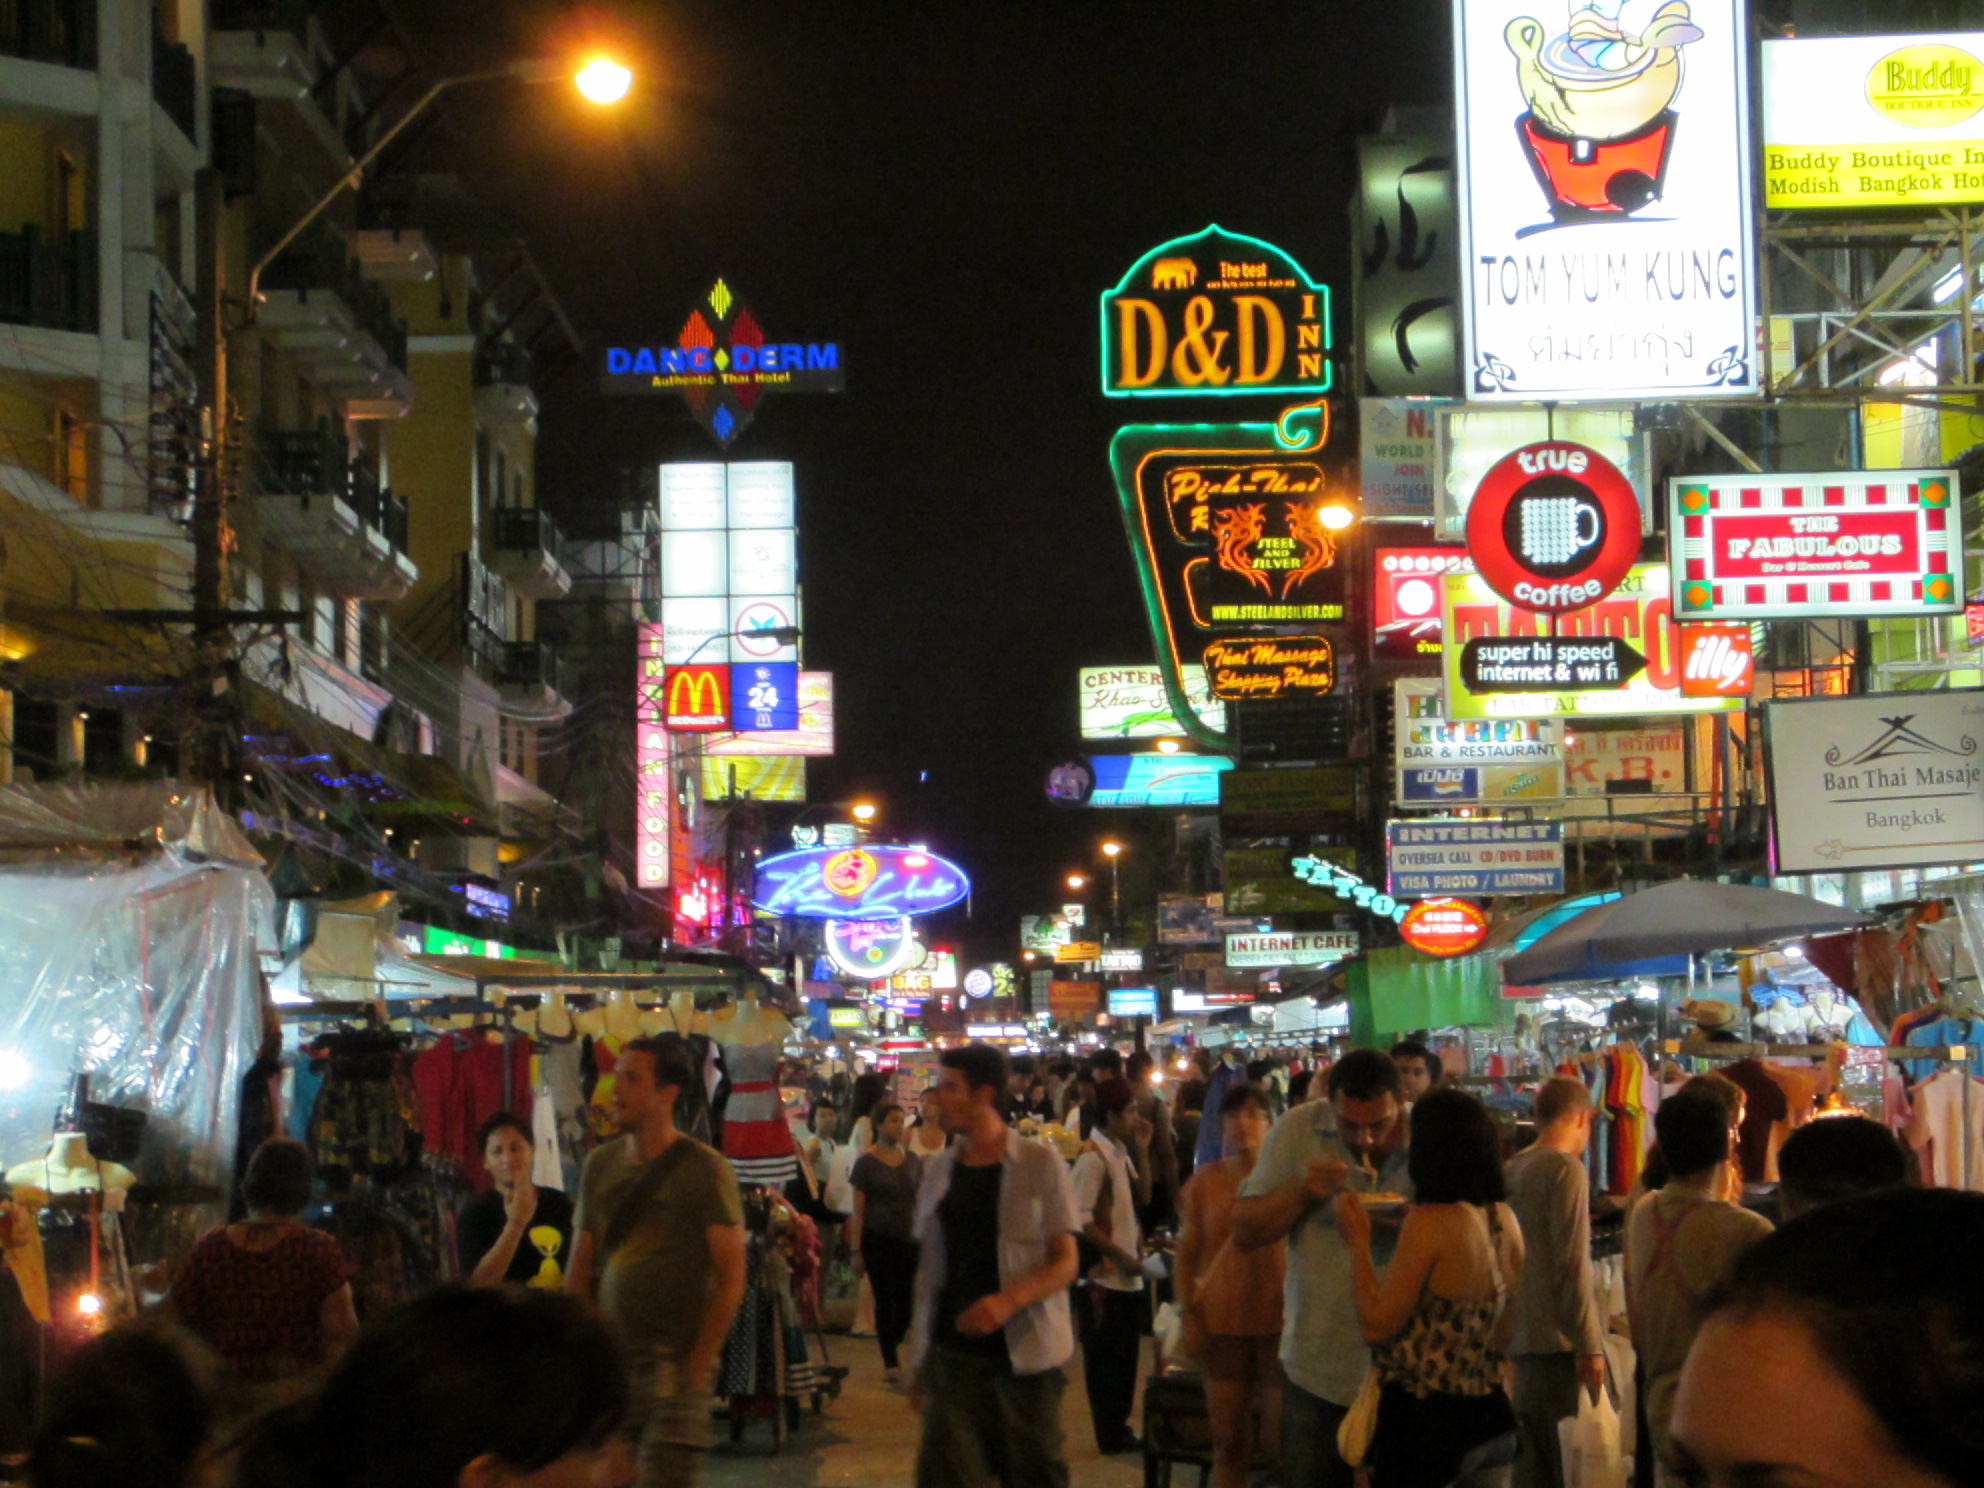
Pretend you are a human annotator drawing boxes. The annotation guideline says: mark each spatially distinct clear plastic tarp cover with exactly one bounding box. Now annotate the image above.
[0,781,262,865]
[0,850,273,1214]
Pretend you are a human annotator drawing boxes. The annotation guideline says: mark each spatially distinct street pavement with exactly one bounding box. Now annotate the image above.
[700,1332,1149,1487]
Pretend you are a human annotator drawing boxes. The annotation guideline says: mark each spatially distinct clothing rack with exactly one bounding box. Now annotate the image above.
[1665,1040,1974,1189]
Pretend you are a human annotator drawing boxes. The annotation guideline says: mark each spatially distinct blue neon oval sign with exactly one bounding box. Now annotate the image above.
[752,846,971,920]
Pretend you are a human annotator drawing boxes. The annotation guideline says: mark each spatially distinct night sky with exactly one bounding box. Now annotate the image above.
[404,0,1452,961]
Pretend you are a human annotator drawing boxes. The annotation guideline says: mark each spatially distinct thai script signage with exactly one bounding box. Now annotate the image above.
[1394,678,1565,804]
[1454,0,1757,400]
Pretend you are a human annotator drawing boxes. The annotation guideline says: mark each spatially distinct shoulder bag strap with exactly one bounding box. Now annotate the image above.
[600,1139,696,1262]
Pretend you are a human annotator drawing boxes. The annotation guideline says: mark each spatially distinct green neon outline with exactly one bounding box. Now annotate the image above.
[1111,421,1314,756]
[1099,226,1334,400]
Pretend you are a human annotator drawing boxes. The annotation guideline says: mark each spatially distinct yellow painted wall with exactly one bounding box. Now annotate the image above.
[0,115,87,238]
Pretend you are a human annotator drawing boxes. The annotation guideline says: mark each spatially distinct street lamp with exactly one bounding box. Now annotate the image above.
[1066,873,1087,891]
[1100,840,1124,935]
[244,55,636,315]
[850,801,878,824]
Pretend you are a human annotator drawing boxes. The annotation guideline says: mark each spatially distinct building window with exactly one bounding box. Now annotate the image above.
[51,409,86,501]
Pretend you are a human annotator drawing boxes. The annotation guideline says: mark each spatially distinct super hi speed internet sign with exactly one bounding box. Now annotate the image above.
[752,846,970,920]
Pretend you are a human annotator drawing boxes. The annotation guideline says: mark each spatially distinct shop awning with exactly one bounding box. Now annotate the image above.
[1347,945,1503,1039]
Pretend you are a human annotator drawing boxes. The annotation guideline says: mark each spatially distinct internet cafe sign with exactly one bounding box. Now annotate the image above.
[1101,226,1332,399]
[1766,691,1984,873]
[1225,931,1360,969]
[1453,0,1757,400]
[1763,34,1984,210]
[1441,562,1742,721]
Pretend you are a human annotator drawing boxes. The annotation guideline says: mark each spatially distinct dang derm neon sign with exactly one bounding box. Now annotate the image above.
[753,846,971,920]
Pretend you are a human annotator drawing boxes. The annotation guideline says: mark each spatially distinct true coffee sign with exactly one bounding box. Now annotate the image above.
[1670,471,1963,621]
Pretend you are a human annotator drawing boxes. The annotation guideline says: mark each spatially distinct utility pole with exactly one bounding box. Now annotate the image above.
[191,166,233,799]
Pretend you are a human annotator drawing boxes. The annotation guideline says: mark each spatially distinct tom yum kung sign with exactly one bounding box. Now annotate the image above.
[1670,471,1963,621]
[1203,637,1335,701]
[1101,226,1333,398]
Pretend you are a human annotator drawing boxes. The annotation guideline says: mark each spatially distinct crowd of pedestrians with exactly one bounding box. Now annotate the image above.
[19,1036,1984,1488]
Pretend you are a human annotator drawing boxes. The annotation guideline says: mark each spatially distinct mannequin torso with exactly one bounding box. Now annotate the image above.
[4,1132,135,1199]
[709,992,790,1049]
[639,991,705,1038]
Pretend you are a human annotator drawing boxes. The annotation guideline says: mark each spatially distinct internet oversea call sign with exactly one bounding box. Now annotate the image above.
[1101,226,1333,399]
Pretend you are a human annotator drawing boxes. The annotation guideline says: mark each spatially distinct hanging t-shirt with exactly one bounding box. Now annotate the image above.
[1904,1071,1984,1190]
[456,1186,575,1288]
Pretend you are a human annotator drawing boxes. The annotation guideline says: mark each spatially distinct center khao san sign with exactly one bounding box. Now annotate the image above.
[1670,470,1963,621]
[1465,441,1641,613]
[752,846,970,920]
[602,280,843,446]
[1101,227,1332,399]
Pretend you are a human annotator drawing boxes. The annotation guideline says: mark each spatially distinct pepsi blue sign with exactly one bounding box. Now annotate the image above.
[752,846,971,920]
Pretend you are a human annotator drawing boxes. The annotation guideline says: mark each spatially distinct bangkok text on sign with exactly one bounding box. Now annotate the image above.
[751,846,971,919]
[1202,636,1335,701]
[1669,471,1963,620]
[1101,226,1332,398]
[1762,34,1984,210]
[1453,0,1757,400]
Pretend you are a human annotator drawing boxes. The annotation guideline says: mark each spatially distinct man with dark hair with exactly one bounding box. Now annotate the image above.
[1627,1089,1772,1484]
[1071,1076,1153,1455]
[1232,1047,1410,1487]
[1505,1076,1605,1488]
[568,1036,745,1488]
[1389,1039,1441,1103]
[1776,1115,1906,1220]
[908,1043,1079,1486]
[460,1110,574,1289]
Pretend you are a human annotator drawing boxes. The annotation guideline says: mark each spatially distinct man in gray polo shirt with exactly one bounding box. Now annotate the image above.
[1234,1049,1410,1488]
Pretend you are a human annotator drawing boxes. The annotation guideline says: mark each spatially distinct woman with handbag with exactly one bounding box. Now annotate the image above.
[1175,1082,1284,1488]
[1336,1088,1525,1488]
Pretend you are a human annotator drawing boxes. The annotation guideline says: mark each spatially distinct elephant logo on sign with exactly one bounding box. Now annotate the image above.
[1149,257,1198,290]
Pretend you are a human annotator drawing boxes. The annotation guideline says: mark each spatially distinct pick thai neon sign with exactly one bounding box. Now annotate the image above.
[753,846,971,920]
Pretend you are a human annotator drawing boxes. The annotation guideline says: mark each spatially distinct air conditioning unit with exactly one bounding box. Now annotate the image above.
[414,835,499,878]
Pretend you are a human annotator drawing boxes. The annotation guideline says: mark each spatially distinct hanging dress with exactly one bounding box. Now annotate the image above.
[719,1041,799,1186]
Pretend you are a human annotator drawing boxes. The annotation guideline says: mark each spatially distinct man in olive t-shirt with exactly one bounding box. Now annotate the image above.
[571,1037,745,1488]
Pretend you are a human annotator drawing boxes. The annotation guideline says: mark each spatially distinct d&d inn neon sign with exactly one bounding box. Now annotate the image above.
[1101,226,1332,399]
[753,846,971,921]
[1290,856,1408,924]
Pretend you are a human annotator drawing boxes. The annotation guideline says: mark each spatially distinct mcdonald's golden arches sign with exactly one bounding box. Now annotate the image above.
[662,664,730,731]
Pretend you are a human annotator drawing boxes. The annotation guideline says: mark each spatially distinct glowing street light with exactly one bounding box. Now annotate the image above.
[1066,873,1087,891]
[575,56,634,104]
[850,801,878,824]
[1100,840,1125,934]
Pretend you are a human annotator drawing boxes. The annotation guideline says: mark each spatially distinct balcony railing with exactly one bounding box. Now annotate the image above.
[260,425,408,556]
[0,226,95,333]
[493,506,565,564]
[499,639,568,699]
[0,0,96,69]
[151,20,197,141]
[209,0,306,40]
[262,223,409,374]
[474,341,533,389]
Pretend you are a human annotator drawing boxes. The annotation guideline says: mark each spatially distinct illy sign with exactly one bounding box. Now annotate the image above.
[1678,624,1755,697]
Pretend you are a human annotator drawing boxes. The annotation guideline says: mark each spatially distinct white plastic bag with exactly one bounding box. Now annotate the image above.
[1153,1302,1187,1368]
[1558,1383,1628,1488]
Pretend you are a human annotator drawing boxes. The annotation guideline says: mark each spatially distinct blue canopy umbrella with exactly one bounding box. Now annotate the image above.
[1502,879,1871,987]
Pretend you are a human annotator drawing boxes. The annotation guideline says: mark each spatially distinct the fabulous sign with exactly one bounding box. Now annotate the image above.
[751,846,971,920]
[1670,471,1963,621]
[1766,692,1984,874]
[603,281,843,447]
[1101,227,1332,399]
[1453,0,1758,400]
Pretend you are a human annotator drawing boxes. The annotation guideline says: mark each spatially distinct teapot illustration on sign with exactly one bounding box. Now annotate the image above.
[1503,0,1703,223]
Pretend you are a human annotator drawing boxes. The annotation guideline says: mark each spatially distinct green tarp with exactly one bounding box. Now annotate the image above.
[1346,945,1503,1040]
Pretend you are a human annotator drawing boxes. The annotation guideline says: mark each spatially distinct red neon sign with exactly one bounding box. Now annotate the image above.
[1399,898,1489,957]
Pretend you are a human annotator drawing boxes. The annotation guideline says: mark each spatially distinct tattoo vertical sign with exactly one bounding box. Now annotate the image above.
[1453,0,1757,401]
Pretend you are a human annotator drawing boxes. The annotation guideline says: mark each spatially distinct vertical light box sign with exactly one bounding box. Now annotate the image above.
[634,621,671,887]
[1453,0,1757,401]
[724,462,799,665]
[658,463,728,665]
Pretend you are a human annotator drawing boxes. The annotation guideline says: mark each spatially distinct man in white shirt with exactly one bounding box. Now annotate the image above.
[1071,1076,1152,1455]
